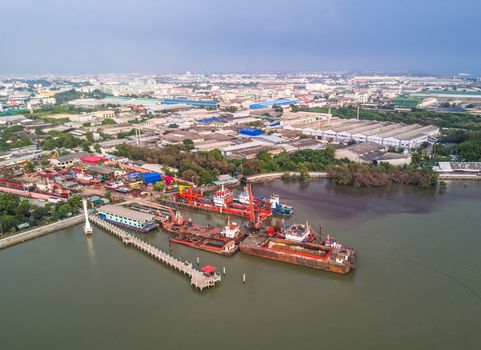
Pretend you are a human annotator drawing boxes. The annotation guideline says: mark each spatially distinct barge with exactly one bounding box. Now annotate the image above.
[240,223,356,274]
[161,209,246,256]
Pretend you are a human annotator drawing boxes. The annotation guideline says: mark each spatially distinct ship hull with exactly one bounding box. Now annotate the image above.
[239,236,354,274]
[170,237,238,256]
[161,198,272,221]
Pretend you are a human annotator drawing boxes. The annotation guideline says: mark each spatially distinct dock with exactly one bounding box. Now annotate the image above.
[89,215,221,291]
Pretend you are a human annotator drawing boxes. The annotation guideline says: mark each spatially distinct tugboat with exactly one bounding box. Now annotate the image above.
[240,222,357,274]
[235,185,250,205]
[269,195,294,216]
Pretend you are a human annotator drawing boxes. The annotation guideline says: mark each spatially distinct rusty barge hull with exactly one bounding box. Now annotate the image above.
[239,236,354,274]
[170,237,239,256]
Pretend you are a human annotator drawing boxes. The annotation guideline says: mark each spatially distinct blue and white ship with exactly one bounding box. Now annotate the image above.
[269,195,294,216]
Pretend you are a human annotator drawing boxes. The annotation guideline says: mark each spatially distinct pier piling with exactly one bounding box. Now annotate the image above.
[89,215,221,291]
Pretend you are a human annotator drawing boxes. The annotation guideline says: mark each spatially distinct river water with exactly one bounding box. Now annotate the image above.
[1,180,481,350]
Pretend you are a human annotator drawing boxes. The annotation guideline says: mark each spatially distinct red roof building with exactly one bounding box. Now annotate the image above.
[201,265,217,274]
[80,155,109,164]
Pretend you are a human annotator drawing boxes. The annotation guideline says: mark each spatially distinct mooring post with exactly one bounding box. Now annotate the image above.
[243,273,246,284]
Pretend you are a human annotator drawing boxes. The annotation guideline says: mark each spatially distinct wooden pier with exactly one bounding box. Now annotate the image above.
[89,215,221,291]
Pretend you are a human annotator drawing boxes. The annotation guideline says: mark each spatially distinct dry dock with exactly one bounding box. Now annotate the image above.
[89,215,221,291]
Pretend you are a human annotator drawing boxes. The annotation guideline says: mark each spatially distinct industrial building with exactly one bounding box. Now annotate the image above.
[249,98,297,109]
[162,98,219,108]
[286,117,439,150]
[335,142,412,165]
[97,205,158,232]
[50,152,91,168]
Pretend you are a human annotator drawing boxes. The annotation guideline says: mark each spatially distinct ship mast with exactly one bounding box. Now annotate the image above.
[83,199,93,235]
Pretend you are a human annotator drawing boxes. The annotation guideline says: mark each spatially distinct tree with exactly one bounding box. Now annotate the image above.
[153,181,165,192]
[183,139,194,150]
[94,143,102,153]
[24,161,35,172]
[85,131,95,144]
[182,169,198,183]
[0,214,18,234]
[225,106,238,113]
[168,124,179,128]
[101,118,116,125]
[56,204,72,218]
[104,191,112,202]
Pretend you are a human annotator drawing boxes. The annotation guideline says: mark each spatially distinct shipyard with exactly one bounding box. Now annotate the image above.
[3,0,481,348]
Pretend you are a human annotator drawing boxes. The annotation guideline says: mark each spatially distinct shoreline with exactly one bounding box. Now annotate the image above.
[247,172,328,183]
[0,214,84,250]
[247,171,481,184]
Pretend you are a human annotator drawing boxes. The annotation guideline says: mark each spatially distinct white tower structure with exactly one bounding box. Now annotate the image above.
[83,199,93,235]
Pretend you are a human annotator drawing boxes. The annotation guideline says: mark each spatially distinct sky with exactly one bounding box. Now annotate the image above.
[0,0,480,75]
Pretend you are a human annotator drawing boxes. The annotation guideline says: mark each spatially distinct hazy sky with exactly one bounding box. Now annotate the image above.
[1,0,480,75]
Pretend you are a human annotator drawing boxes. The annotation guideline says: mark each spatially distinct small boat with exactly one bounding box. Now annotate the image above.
[269,195,294,216]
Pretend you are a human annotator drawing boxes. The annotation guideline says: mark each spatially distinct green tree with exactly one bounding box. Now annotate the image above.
[183,139,194,150]
[24,161,35,172]
[101,118,116,125]
[85,131,95,144]
[56,204,72,218]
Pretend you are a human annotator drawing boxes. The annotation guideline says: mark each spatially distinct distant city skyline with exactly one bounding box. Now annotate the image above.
[1,0,480,76]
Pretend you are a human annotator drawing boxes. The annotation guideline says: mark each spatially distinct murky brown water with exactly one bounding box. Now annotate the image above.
[1,180,480,350]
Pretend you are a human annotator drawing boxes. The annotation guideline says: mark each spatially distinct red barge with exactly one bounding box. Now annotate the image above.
[161,209,246,256]
[240,223,357,274]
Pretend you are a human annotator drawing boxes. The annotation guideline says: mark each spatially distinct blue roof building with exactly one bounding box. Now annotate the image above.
[249,98,297,109]
[240,128,263,136]
[139,172,162,185]
[162,98,219,108]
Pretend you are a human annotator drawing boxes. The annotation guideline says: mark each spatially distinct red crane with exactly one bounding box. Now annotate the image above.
[248,183,262,229]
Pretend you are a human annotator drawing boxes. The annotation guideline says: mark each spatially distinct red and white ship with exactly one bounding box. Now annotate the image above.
[173,183,271,228]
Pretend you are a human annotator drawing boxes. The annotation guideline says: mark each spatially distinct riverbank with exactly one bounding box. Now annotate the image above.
[247,171,328,183]
[0,214,84,250]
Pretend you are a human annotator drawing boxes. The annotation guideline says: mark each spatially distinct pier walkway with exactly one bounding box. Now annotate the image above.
[89,215,221,291]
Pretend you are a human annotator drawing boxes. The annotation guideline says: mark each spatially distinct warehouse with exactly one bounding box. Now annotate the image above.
[162,98,219,108]
[50,152,90,168]
[249,98,297,109]
[288,117,439,149]
[336,142,412,165]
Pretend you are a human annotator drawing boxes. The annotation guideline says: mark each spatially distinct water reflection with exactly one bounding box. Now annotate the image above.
[85,236,97,267]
